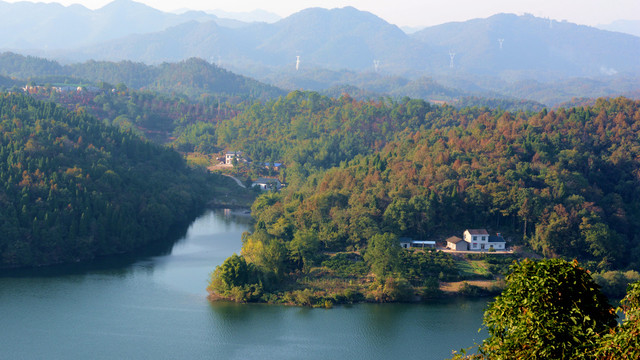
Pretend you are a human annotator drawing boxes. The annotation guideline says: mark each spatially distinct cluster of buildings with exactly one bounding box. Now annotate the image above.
[399,229,507,252]
[222,151,284,191]
[446,229,506,251]
[23,84,102,94]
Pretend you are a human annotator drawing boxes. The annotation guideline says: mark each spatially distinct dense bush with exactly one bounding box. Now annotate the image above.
[467,259,616,359]
[320,253,369,278]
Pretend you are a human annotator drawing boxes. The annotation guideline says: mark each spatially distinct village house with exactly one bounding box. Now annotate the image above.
[263,162,283,171]
[251,177,282,191]
[445,236,467,251]
[464,229,506,251]
[464,229,490,251]
[225,151,243,166]
[399,237,436,249]
[446,229,506,251]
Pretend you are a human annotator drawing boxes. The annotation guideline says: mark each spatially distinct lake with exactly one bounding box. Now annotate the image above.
[0,209,488,360]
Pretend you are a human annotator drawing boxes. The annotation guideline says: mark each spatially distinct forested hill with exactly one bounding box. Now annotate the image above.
[0,53,285,100]
[215,91,438,186]
[234,96,640,272]
[0,93,218,267]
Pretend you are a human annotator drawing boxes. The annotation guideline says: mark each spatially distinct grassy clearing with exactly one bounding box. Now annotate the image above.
[457,258,491,278]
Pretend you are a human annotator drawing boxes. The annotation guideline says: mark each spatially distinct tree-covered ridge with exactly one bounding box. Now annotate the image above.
[454,96,545,113]
[0,93,217,267]
[0,53,285,101]
[244,97,640,270]
[216,91,436,186]
[22,83,251,154]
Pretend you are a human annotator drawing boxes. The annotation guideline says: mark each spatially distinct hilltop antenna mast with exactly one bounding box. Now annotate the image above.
[296,55,300,71]
[498,38,504,50]
[449,51,456,68]
[373,60,380,72]
[548,17,553,28]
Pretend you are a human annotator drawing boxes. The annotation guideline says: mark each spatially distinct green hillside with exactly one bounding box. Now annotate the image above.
[0,93,221,267]
[208,94,640,304]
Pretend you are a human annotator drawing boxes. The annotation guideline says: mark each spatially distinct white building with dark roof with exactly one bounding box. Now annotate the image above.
[463,229,505,251]
[225,151,243,165]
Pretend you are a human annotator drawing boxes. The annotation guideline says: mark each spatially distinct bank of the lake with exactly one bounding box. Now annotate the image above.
[208,245,510,307]
[0,209,489,360]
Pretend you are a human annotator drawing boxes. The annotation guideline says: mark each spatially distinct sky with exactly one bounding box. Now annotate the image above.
[3,0,640,27]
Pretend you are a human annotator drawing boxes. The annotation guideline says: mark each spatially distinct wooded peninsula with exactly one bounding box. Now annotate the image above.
[207,93,640,306]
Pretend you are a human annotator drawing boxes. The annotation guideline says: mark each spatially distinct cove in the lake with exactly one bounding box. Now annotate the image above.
[0,209,487,360]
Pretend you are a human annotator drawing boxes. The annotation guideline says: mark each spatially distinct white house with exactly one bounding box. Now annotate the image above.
[225,151,243,166]
[463,229,506,251]
[464,229,490,251]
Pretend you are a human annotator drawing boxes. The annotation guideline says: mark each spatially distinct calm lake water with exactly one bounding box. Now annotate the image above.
[0,209,488,360]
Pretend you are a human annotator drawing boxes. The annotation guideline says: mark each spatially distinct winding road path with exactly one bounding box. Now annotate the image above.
[222,174,246,188]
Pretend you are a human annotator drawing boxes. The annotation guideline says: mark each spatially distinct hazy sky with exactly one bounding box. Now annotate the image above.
[5,0,640,27]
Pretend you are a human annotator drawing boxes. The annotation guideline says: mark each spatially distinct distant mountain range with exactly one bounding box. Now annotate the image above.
[0,0,639,106]
[0,53,284,100]
[55,6,435,74]
[0,0,244,50]
[2,1,636,82]
[2,51,639,108]
[413,14,640,80]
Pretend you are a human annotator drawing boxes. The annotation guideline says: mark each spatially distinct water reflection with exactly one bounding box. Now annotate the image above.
[0,208,250,280]
[203,301,488,360]
[0,208,490,360]
[209,300,254,321]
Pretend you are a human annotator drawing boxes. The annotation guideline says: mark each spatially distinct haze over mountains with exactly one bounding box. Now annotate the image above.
[2,0,637,76]
[0,0,227,49]
[597,19,640,38]
[1,0,639,106]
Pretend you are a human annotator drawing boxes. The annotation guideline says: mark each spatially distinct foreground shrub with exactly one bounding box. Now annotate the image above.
[457,259,617,360]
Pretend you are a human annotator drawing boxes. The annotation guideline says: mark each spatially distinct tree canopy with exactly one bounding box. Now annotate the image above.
[454,259,640,360]
[0,93,219,267]
[477,259,616,359]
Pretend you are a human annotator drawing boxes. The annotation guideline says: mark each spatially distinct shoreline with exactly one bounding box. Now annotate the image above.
[207,275,505,308]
